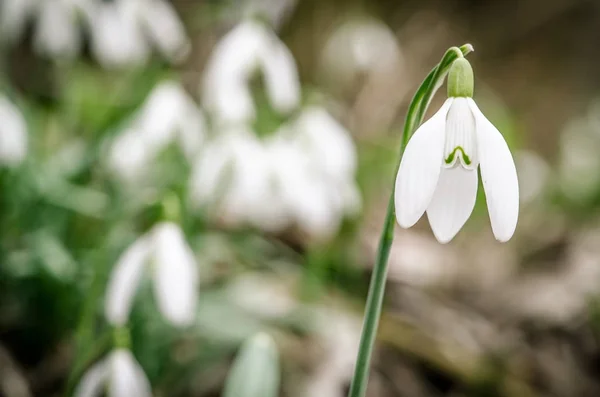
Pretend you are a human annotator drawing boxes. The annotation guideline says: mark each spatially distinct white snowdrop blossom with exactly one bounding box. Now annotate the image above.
[0,0,83,58]
[202,19,300,125]
[320,18,403,88]
[190,108,360,241]
[0,95,28,166]
[0,0,189,66]
[81,0,190,68]
[33,0,82,59]
[73,349,151,397]
[395,58,519,243]
[104,222,199,327]
[108,81,206,183]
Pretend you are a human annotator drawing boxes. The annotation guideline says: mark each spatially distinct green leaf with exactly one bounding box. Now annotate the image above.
[222,333,280,397]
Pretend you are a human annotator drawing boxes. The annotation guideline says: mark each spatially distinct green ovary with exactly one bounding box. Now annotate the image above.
[445,146,472,165]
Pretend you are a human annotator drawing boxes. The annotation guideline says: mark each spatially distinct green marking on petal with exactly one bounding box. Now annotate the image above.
[444,146,472,165]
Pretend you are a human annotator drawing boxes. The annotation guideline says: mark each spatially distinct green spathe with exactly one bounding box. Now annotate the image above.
[222,333,280,397]
[447,58,474,98]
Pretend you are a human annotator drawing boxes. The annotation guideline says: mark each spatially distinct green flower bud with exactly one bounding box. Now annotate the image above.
[222,333,280,397]
[447,58,474,98]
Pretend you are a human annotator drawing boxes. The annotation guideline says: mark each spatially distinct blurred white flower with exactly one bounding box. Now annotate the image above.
[320,18,402,89]
[151,223,199,326]
[0,0,189,66]
[202,19,300,125]
[190,108,361,241]
[0,0,37,43]
[223,0,298,30]
[0,95,28,166]
[82,0,190,68]
[558,119,600,203]
[515,150,551,205]
[33,0,82,59]
[104,222,199,327]
[74,349,151,397]
[108,81,205,183]
[293,106,357,184]
[190,127,289,232]
[83,0,150,68]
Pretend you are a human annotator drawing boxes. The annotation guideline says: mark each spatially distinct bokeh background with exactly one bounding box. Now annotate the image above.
[1,0,599,396]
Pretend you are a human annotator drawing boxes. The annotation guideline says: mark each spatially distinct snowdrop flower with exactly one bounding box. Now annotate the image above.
[104,222,199,327]
[202,19,300,124]
[0,95,28,166]
[0,0,37,43]
[81,0,190,68]
[73,349,151,397]
[108,81,205,183]
[33,0,82,59]
[190,128,289,232]
[395,58,519,243]
[320,18,402,89]
[0,0,83,58]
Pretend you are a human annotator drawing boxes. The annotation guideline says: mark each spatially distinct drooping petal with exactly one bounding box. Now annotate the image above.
[108,349,152,397]
[151,222,199,327]
[73,359,109,397]
[201,21,271,123]
[33,0,81,59]
[426,167,478,243]
[260,43,301,114]
[0,0,36,43]
[294,106,357,181]
[104,237,152,326]
[84,1,149,68]
[139,0,191,63]
[0,96,28,166]
[394,98,453,228]
[468,98,519,242]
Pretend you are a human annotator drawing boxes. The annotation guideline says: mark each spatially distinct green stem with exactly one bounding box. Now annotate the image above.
[347,44,473,397]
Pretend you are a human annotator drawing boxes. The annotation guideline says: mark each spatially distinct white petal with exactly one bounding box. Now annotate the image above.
[33,0,81,59]
[426,167,478,243]
[107,128,151,183]
[222,133,288,231]
[294,106,357,181]
[0,96,28,166]
[109,349,152,397]
[201,21,271,123]
[0,0,36,43]
[85,2,149,68]
[269,138,339,240]
[394,98,453,228]
[73,359,109,397]
[139,0,190,63]
[104,237,151,326]
[188,138,234,209]
[151,223,199,327]
[468,98,519,242]
[259,42,301,114]
[133,81,185,151]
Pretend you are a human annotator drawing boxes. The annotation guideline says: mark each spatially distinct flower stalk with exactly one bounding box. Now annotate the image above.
[347,44,474,397]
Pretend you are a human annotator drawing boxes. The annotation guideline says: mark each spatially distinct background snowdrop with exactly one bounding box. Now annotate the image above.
[81,0,190,68]
[108,81,205,184]
[193,19,360,241]
[0,95,28,166]
[74,349,151,397]
[202,19,300,125]
[104,222,199,327]
[0,0,190,66]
